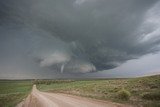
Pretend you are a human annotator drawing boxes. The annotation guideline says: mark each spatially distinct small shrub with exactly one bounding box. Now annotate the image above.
[117,88,131,100]
[149,84,158,89]
[143,102,160,107]
[141,92,160,100]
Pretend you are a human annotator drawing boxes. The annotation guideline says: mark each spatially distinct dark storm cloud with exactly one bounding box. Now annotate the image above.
[0,0,160,76]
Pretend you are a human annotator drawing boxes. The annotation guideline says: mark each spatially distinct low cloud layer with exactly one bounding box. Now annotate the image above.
[0,0,160,77]
[40,52,71,67]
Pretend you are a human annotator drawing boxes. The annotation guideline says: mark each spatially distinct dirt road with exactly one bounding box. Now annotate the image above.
[17,85,132,107]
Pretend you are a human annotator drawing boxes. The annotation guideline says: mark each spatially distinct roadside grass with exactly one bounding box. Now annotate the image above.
[37,75,160,107]
[0,80,32,107]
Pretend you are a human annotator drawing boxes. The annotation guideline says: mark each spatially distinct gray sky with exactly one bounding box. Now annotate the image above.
[0,0,160,79]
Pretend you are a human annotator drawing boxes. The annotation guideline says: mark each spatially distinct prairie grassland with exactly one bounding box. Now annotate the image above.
[0,80,32,107]
[37,75,160,107]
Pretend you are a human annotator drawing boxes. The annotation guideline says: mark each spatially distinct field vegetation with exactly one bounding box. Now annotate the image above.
[36,75,160,107]
[0,80,32,107]
[0,75,159,107]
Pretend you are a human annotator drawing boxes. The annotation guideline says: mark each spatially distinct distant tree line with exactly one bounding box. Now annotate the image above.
[33,80,75,85]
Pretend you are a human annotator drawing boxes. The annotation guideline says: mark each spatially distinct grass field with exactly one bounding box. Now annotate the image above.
[0,80,32,107]
[37,75,160,107]
[0,75,159,107]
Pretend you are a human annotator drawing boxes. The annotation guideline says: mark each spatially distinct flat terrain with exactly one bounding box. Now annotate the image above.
[37,75,160,107]
[0,75,159,107]
[17,85,131,107]
[0,80,32,107]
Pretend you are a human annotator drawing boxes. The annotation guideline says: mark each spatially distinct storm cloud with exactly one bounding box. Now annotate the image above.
[0,0,160,78]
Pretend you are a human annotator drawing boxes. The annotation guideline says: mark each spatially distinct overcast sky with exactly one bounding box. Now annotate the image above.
[0,0,160,79]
